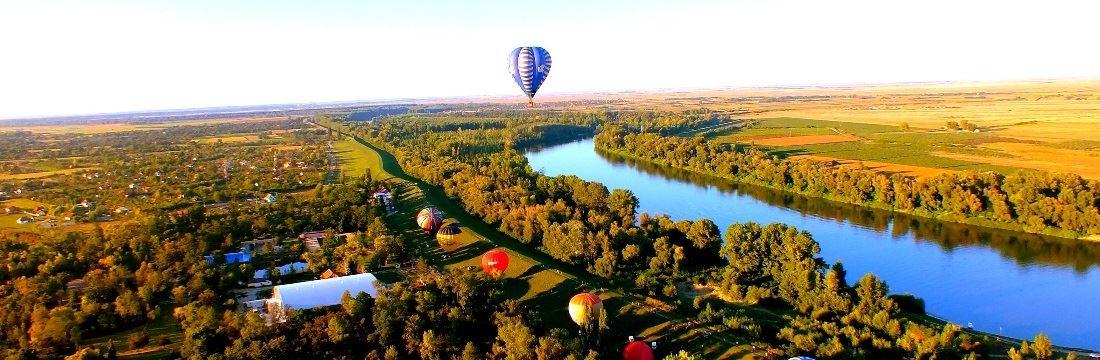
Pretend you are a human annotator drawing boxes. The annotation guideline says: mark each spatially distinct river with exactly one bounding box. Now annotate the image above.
[525,139,1100,350]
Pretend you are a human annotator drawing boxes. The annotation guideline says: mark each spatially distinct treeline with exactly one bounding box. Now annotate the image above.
[711,222,987,358]
[595,126,1100,237]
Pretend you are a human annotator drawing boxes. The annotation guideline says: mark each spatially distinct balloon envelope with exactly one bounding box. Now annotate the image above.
[416,207,444,233]
[568,292,603,326]
[480,248,510,277]
[622,341,654,360]
[508,47,552,100]
[436,223,461,245]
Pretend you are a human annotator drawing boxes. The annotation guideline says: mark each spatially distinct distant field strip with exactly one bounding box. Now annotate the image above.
[749,133,862,146]
[0,167,98,180]
[793,155,953,178]
[934,142,1100,179]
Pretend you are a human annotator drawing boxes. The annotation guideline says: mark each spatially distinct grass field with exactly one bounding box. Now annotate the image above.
[0,167,98,180]
[0,116,289,134]
[196,134,260,144]
[710,118,1035,177]
[0,199,50,232]
[750,133,861,146]
[332,138,380,179]
[81,305,183,359]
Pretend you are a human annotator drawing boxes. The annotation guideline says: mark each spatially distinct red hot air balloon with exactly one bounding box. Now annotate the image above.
[481,248,510,277]
[623,341,654,360]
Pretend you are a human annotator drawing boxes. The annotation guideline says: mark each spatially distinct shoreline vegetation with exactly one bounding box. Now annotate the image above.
[594,126,1100,242]
[323,114,1093,357]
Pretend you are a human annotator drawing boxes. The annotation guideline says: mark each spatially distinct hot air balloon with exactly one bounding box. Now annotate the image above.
[568,292,603,326]
[480,248,510,277]
[508,46,552,106]
[416,207,444,234]
[622,341,654,360]
[436,223,461,245]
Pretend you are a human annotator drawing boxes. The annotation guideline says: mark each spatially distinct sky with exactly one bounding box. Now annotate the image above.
[2,0,1099,119]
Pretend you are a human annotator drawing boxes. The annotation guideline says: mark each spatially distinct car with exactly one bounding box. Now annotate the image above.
[247,280,273,288]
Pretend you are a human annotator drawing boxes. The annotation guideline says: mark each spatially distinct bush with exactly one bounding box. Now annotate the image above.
[127,330,150,350]
[153,334,172,346]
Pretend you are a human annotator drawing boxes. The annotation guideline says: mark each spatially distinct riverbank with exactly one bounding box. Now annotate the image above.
[527,138,1100,352]
[594,142,1093,241]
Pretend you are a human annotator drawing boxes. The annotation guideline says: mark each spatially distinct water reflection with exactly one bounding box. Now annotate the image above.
[595,148,1100,273]
[527,139,1100,349]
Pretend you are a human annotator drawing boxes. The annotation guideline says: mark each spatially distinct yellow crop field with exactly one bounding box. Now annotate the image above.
[934,143,1100,179]
[0,116,288,134]
[792,155,953,178]
[0,167,98,180]
[750,133,862,146]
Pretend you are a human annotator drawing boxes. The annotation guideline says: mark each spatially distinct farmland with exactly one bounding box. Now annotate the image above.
[481,79,1100,180]
[703,117,1070,178]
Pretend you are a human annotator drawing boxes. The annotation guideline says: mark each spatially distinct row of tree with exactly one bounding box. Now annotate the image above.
[595,126,1100,237]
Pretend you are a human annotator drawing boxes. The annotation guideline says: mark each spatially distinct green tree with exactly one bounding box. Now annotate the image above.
[492,315,536,360]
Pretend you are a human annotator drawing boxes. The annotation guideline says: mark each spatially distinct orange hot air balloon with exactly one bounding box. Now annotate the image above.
[622,341,654,360]
[568,292,603,326]
[481,248,510,277]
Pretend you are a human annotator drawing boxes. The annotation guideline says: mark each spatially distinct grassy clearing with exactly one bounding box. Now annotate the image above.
[196,134,260,144]
[934,142,1100,179]
[792,154,953,178]
[332,138,380,179]
[0,167,98,180]
[80,305,183,360]
[710,118,1030,176]
[0,117,289,134]
[751,133,862,146]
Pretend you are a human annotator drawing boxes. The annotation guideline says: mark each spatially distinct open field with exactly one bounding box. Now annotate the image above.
[749,133,861,146]
[0,199,52,232]
[332,138,380,179]
[196,134,261,144]
[934,142,1100,179]
[82,305,183,360]
[447,79,1100,179]
[0,116,289,134]
[792,154,953,178]
[705,117,1095,177]
[0,166,98,180]
[2,198,51,209]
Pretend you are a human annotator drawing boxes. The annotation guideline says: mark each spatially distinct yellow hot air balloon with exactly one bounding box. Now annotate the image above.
[568,292,602,326]
[436,223,461,245]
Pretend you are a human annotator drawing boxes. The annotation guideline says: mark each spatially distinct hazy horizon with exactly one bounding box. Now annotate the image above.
[3,0,1100,119]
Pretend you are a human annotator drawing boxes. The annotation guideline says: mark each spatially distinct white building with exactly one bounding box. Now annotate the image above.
[267,273,379,321]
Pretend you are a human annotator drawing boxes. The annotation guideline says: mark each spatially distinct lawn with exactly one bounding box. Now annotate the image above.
[332,137,381,179]
[0,167,98,180]
[80,305,183,360]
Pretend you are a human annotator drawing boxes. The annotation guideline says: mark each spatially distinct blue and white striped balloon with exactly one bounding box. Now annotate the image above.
[508,47,551,103]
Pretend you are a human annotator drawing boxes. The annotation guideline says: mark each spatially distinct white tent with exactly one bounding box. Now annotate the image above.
[268,273,379,319]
